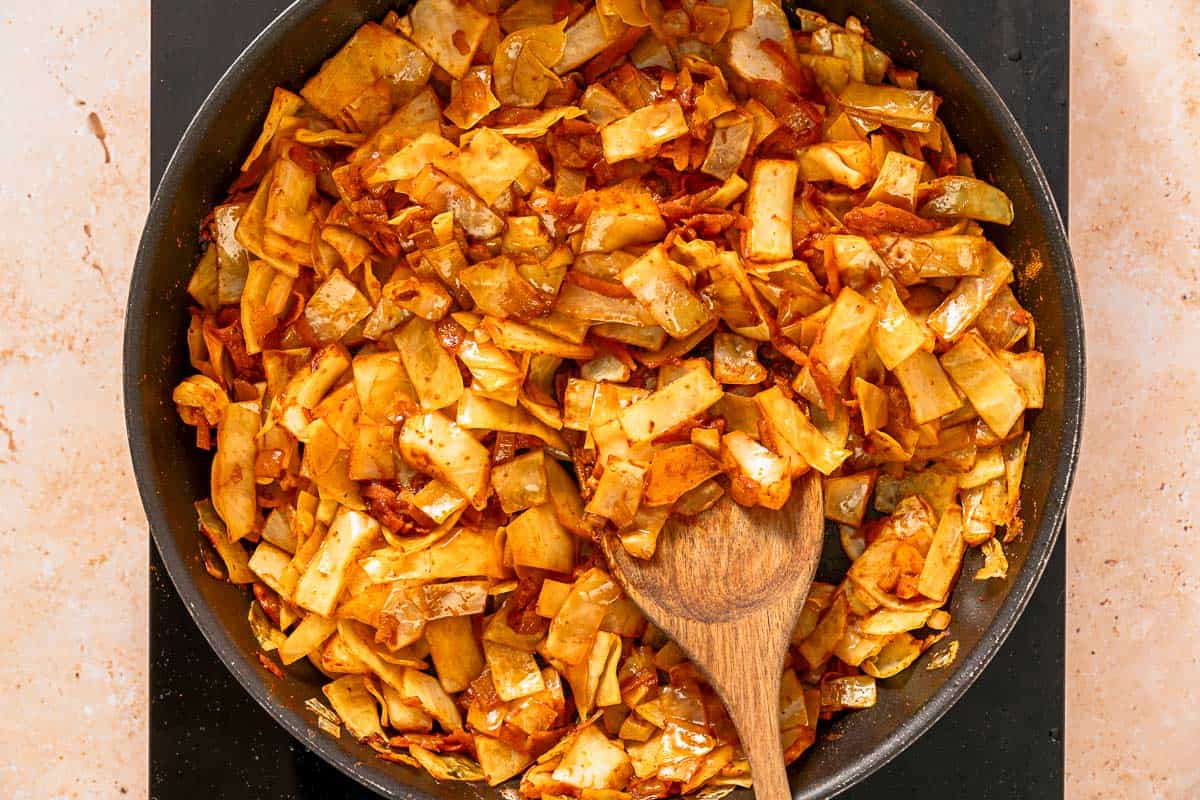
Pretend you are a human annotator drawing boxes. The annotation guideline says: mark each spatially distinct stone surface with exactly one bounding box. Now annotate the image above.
[1,0,1199,797]
[1067,1,1200,797]
[0,2,150,799]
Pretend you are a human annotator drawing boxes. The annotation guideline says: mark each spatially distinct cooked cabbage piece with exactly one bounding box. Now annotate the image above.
[838,81,939,132]
[397,413,491,509]
[919,176,1015,225]
[865,151,925,210]
[797,142,875,188]
[457,128,535,206]
[211,401,260,542]
[618,245,713,339]
[745,159,799,262]
[494,23,567,108]
[409,0,492,78]
[600,100,689,163]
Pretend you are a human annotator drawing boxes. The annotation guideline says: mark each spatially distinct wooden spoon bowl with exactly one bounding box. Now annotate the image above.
[601,473,824,800]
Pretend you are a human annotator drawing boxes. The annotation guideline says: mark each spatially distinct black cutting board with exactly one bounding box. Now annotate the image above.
[150,2,1067,796]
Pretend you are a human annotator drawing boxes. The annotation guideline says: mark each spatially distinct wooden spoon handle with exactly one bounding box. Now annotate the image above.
[688,617,792,800]
[723,653,790,800]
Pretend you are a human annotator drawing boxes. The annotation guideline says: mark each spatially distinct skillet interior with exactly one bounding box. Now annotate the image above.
[125,1,1083,797]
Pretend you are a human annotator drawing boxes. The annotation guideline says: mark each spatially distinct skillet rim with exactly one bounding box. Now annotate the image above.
[125,1,1084,796]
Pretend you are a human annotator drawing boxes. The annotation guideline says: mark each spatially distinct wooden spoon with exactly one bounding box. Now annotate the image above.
[601,472,824,800]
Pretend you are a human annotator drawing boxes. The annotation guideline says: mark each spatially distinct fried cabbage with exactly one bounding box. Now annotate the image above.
[175,1,1045,792]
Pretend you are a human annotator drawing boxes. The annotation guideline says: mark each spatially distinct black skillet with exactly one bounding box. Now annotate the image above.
[125,1,1084,797]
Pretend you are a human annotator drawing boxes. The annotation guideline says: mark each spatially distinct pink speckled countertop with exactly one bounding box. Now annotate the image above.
[1067,1,1200,797]
[0,2,150,798]
[0,0,1197,798]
